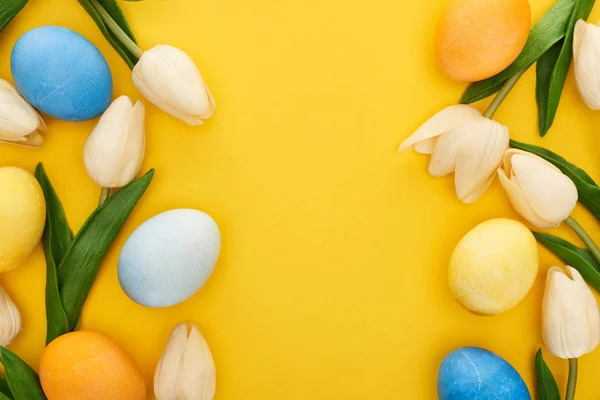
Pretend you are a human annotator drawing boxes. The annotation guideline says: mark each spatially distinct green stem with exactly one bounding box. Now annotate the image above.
[89,0,143,58]
[483,69,527,119]
[98,187,110,207]
[566,358,578,400]
[565,216,600,266]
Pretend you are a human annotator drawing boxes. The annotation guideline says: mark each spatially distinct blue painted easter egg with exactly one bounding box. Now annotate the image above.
[10,26,112,122]
[438,347,531,400]
[118,209,221,308]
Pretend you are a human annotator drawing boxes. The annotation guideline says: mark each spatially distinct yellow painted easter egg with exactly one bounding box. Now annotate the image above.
[448,218,538,315]
[39,331,146,400]
[0,167,46,273]
[434,0,531,82]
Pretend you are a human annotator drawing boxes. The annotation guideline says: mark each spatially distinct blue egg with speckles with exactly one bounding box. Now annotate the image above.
[118,209,221,308]
[438,347,531,400]
[10,26,112,121]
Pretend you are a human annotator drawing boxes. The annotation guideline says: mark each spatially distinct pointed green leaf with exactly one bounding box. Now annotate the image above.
[510,140,600,221]
[534,232,600,291]
[34,164,72,344]
[535,0,596,136]
[0,376,13,400]
[535,349,560,400]
[0,348,46,400]
[0,0,28,33]
[536,40,564,135]
[461,0,577,104]
[58,170,154,330]
[77,0,139,68]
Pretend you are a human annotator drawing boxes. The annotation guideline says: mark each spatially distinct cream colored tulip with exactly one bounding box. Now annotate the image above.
[0,285,21,347]
[399,105,509,203]
[155,323,216,400]
[543,266,600,359]
[498,149,578,229]
[83,96,145,188]
[573,19,600,110]
[0,79,45,147]
[133,45,216,125]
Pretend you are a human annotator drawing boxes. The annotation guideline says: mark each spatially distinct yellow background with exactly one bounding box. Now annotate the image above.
[1,0,600,398]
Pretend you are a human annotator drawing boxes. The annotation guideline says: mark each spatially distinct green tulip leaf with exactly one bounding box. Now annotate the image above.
[57,169,154,330]
[77,0,139,68]
[510,140,600,221]
[35,164,73,344]
[461,0,577,104]
[535,0,595,137]
[0,0,28,33]
[0,348,46,400]
[0,376,13,400]
[535,349,560,400]
[534,232,600,292]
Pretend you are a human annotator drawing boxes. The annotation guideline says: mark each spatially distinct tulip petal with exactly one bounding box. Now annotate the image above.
[0,79,45,140]
[543,266,600,359]
[398,105,481,154]
[498,169,555,228]
[510,153,578,226]
[454,117,509,203]
[180,326,216,400]
[133,45,215,125]
[83,96,145,188]
[428,125,465,176]
[155,323,188,400]
[573,20,600,110]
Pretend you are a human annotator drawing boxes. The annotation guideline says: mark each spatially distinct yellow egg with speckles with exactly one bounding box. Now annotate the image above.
[0,167,46,272]
[449,218,538,316]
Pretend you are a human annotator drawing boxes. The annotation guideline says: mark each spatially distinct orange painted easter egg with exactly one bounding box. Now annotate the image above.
[39,331,146,400]
[434,0,531,82]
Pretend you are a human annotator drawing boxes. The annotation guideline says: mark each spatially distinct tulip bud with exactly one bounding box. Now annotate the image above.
[133,45,216,126]
[543,266,600,359]
[0,285,21,347]
[498,149,578,229]
[0,79,45,147]
[83,96,145,188]
[155,323,216,400]
[399,104,509,203]
[573,19,600,110]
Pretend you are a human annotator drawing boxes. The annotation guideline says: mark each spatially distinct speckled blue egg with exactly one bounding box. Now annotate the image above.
[118,209,221,308]
[438,347,531,400]
[10,26,112,121]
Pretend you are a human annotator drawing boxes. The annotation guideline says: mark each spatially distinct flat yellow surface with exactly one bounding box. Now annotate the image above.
[2,0,600,398]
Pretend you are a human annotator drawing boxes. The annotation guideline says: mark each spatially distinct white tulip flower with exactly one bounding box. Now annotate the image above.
[0,79,45,147]
[0,285,21,347]
[155,323,216,400]
[498,149,578,229]
[574,19,600,110]
[543,266,600,359]
[399,104,509,203]
[133,45,216,125]
[83,96,145,189]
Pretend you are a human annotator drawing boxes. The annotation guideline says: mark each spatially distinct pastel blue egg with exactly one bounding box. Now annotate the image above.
[10,26,112,121]
[118,209,221,308]
[438,347,531,400]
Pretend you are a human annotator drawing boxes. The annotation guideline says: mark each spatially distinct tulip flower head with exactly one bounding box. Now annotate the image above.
[0,79,45,147]
[574,19,600,110]
[155,323,216,400]
[498,149,578,229]
[83,96,145,188]
[133,45,216,126]
[543,266,600,359]
[399,104,509,203]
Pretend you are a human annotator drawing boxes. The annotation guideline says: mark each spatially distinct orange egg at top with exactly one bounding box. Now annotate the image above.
[39,331,146,400]
[434,0,531,82]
